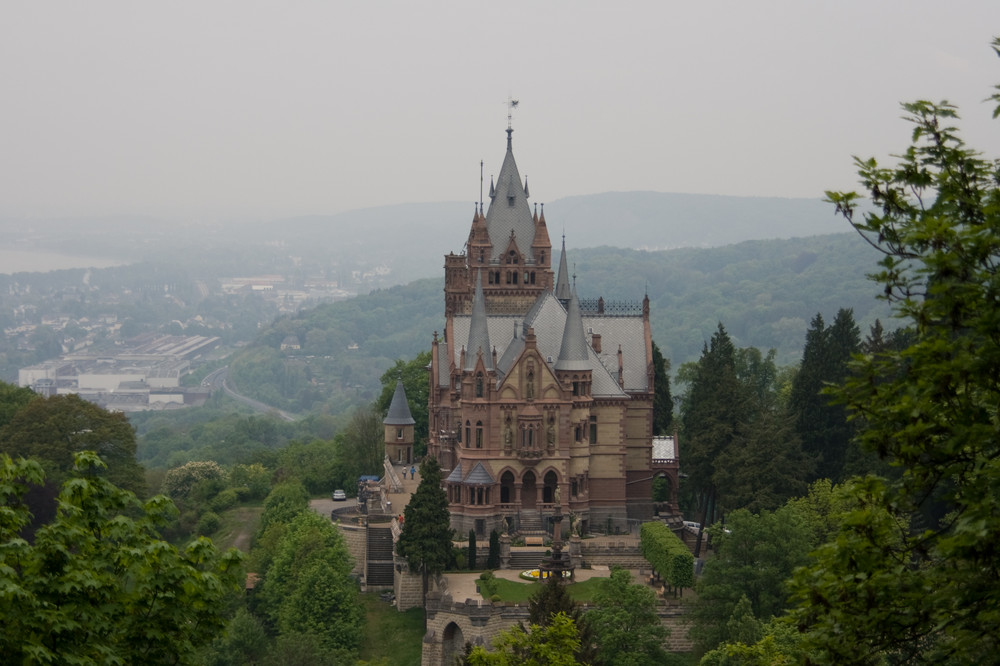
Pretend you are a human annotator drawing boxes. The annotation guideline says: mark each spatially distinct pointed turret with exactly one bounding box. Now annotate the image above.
[554,234,571,303]
[465,270,493,371]
[384,378,415,465]
[384,379,415,426]
[555,287,590,372]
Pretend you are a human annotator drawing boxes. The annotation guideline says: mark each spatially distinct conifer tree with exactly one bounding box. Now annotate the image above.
[396,456,452,629]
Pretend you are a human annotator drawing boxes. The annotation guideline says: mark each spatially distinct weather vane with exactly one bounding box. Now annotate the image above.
[507,96,519,129]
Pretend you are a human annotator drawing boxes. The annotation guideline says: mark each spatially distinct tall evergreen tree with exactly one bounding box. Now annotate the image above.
[396,456,452,629]
[651,340,674,435]
[681,323,746,544]
[789,308,860,482]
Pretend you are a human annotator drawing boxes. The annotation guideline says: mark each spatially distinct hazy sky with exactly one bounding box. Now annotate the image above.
[3,2,998,221]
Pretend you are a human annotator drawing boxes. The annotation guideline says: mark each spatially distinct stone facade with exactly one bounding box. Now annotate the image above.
[428,127,680,541]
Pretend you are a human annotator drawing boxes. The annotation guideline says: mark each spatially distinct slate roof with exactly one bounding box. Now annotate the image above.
[484,130,537,264]
[384,379,415,425]
[447,292,648,396]
[555,289,590,372]
[554,236,571,302]
[464,462,495,485]
[465,271,493,371]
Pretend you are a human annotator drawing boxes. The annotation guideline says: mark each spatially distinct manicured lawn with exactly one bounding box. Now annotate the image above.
[359,592,425,666]
[485,576,608,604]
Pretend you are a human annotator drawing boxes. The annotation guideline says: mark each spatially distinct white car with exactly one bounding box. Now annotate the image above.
[332,489,347,501]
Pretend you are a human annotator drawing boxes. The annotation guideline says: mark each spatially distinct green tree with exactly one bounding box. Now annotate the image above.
[586,567,670,666]
[376,351,431,457]
[791,47,1000,662]
[690,505,812,655]
[528,573,599,664]
[788,309,860,482]
[465,612,583,666]
[0,393,146,496]
[487,529,501,569]
[396,456,452,629]
[681,324,745,547]
[651,340,674,435]
[257,510,362,656]
[0,380,36,430]
[0,452,243,664]
[162,459,228,499]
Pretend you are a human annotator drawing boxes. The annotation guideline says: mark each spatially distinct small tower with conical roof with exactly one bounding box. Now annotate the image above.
[384,378,416,465]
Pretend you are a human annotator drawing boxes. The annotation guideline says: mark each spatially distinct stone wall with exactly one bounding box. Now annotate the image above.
[337,521,367,582]
[394,558,425,612]
[420,592,692,665]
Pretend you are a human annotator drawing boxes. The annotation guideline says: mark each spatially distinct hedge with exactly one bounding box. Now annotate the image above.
[640,521,694,592]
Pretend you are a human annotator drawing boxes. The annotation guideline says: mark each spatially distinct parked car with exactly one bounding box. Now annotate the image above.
[332,489,347,501]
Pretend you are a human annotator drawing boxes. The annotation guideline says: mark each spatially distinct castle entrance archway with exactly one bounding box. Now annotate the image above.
[442,622,465,665]
[500,471,514,504]
[522,471,537,509]
[543,470,558,504]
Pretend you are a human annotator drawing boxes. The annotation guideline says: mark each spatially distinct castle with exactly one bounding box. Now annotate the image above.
[426,126,676,539]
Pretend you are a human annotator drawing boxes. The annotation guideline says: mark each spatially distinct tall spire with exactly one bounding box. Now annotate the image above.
[555,233,571,303]
[555,286,590,371]
[465,270,493,371]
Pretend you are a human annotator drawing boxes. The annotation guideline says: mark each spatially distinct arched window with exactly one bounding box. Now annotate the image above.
[475,375,484,398]
[524,271,529,284]
[465,421,471,448]
[475,421,483,448]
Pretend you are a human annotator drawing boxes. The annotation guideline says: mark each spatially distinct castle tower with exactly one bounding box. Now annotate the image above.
[384,379,415,465]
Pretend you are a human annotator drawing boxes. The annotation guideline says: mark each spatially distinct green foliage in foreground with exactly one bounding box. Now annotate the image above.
[640,521,694,592]
[0,452,244,665]
[466,612,583,666]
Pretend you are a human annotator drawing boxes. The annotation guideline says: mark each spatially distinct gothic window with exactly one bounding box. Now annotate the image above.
[475,421,483,448]
[494,270,500,284]
[540,251,545,264]
[479,250,484,264]
[465,421,471,448]
[396,428,403,440]
[513,272,519,285]
[509,250,518,265]
[589,415,597,444]
[530,272,536,285]
[575,425,582,442]
[523,271,529,284]
[488,272,493,284]
[572,381,579,396]
[475,375,484,398]
[571,479,578,497]
[526,369,535,399]
[506,272,512,285]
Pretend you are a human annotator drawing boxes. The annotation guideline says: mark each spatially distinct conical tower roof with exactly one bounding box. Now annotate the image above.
[465,270,493,371]
[485,128,536,262]
[555,286,590,371]
[554,234,571,302]
[384,379,415,425]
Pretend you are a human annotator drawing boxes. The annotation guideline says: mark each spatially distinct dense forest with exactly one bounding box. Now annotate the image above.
[222,232,889,416]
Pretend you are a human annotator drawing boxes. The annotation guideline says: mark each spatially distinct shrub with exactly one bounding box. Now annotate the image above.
[196,511,221,536]
[210,488,239,512]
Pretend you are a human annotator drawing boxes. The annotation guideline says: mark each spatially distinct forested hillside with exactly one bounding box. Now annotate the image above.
[225,231,890,414]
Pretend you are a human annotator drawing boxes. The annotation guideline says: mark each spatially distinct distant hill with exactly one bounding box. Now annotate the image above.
[269,192,846,284]
[227,232,892,415]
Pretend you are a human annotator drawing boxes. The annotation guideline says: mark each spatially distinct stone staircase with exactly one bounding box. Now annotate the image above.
[508,549,546,569]
[366,526,395,588]
[518,509,544,535]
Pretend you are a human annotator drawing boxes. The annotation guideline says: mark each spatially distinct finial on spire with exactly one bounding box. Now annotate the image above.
[507,96,519,129]
[480,160,484,210]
